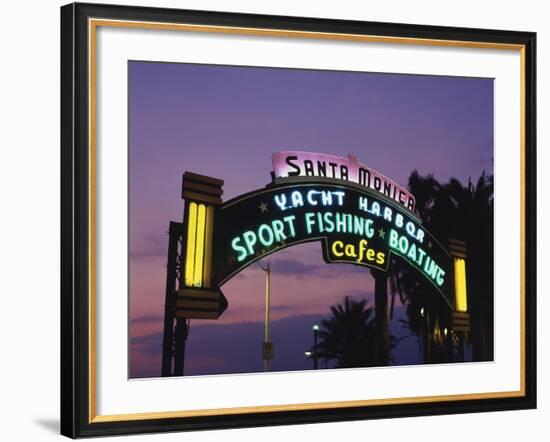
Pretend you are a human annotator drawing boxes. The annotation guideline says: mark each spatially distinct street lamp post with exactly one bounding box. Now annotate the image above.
[312,324,319,370]
[260,264,272,372]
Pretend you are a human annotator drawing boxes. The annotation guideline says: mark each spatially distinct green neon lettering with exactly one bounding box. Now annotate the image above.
[345,214,352,232]
[365,219,374,238]
[436,268,445,286]
[283,215,296,237]
[398,235,409,254]
[323,212,335,232]
[424,256,438,280]
[427,262,439,280]
[316,212,324,233]
[407,243,417,261]
[258,224,274,247]
[305,212,316,235]
[353,216,364,236]
[272,220,286,242]
[416,247,426,266]
[389,229,399,249]
[335,213,346,233]
[231,237,248,262]
[242,231,257,255]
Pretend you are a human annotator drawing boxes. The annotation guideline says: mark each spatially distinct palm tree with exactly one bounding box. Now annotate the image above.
[313,296,380,368]
[443,172,494,361]
[389,170,494,362]
[389,171,452,363]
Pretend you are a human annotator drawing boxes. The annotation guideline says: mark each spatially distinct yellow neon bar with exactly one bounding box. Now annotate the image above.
[184,202,198,286]
[454,257,468,312]
[203,205,214,288]
[193,204,207,287]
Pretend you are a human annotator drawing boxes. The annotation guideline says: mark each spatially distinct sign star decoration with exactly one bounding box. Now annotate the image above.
[378,228,386,239]
[258,201,268,213]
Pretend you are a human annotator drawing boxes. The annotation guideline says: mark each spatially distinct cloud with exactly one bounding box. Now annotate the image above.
[267,257,361,279]
[343,289,374,303]
[131,330,164,358]
[130,233,168,259]
[270,258,313,275]
[270,304,295,312]
[131,314,164,325]
[130,309,424,378]
[130,313,324,377]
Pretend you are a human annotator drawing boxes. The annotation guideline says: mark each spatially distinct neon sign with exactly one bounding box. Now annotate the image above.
[175,158,469,326]
[272,151,416,212]
[215,183,452,305]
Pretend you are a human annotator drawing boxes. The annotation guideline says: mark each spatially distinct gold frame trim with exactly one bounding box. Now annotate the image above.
[88,18,527,424]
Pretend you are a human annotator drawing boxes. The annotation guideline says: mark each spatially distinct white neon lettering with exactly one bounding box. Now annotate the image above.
[371,202,380,216]
[274,194,287,211]
[307,190,319,206]
[321,191,333,206]
[333,191,345,206]
[291,191,304,208]
[395,213,404,228]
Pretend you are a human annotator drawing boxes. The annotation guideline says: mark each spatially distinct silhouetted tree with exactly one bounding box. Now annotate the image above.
[314,296,382,368]
[390,171,494,362]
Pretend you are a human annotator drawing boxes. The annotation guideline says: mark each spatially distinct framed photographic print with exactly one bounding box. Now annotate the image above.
[60,2,537,438]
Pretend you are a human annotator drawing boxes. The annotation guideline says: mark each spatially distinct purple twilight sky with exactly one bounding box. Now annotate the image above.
[128,61,493,378]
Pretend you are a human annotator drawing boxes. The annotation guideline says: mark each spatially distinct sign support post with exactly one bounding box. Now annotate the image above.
[261,264,273,371]
[160,173,227,377]
[449,239,470,362]
[161,221,183,377]
[372,268,389,366]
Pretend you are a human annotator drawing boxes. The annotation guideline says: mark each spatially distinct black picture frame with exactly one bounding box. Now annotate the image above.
[60,2,537,438]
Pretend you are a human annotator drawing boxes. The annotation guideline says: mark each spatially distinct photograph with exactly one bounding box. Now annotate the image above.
[58,2,537,437]
[128,61,494,378]
[1,0,545,440]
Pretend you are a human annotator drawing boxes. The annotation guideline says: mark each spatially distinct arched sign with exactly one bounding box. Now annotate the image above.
[174,152,470,322]
[214,178,452,306]
[163,153,471,377]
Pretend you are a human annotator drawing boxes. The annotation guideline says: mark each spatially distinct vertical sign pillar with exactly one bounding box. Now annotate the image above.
[161,221,183,377]
[161,172,226,377]
[371,268,389,366]
[177,172,226,319]
[261,264,273,371]
[449,239,470,361]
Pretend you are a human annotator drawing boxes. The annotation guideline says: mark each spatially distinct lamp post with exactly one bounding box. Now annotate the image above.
[312,324,319,370]
[260,263,272,372]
